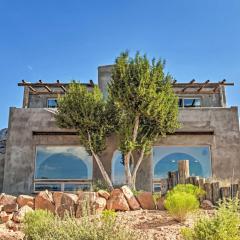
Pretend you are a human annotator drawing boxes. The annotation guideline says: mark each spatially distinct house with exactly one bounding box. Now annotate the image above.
[1,65,239,195]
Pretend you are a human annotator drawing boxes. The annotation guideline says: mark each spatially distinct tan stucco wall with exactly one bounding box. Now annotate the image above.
[2,107,240,195]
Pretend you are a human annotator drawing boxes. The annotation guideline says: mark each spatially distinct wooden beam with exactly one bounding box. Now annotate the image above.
[60,85,67,92]
[44,85,52,93]
[175,90,220,94]
[197,80,210,92]
[28,86,37,92]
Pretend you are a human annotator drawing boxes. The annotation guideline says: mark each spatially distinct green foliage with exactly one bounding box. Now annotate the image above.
[55,82,114,154]
[23,209,142,240]
[164,192,199,222]
[152,192,161,205]
[170,184,205,198]
[131,189,143,197]
[23,210,55,240]
[181,198,240,240]
[108,51,180,154]
[92,179,110,192]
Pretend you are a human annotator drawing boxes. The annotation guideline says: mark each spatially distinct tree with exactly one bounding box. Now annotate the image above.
[108,52,180,190]
[55,82,114,190]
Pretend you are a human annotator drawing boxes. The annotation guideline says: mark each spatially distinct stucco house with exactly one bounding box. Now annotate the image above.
[1,65,239,195]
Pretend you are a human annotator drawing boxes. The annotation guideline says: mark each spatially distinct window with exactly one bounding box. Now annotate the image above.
[34,146,92,192]
[111,150,134,186]
[153,146,212,179]
[47,98,58,108]
[178,98,201,108]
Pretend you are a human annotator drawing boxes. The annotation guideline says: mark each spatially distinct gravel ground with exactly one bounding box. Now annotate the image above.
[0,209,213,240]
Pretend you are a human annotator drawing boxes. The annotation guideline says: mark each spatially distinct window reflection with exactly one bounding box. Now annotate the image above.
[153,146,211,179]
[35,146,92,180]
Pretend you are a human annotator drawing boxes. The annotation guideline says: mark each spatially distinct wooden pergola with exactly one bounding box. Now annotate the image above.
[172,79,234,94]
[18,80,95,95]
[18,79,234,95]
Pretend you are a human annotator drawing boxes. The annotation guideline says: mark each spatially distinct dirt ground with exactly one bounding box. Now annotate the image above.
[0,210,212,240]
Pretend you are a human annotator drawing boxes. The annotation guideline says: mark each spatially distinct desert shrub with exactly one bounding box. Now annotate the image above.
[92,179,110,192]
[171,184,205,198]
[23,209,142,240]
[164,192,199,222]
[131,189,143,197]
[181,198,240,240]
[23,209,55,240]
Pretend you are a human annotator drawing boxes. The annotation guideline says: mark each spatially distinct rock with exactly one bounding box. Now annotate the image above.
[17,195,34,208]
[13,205,33,223]
[0,204,3,211]
[0,194,17,206]
[201,200,214,210]
[98,190,110,200]
[53,192,64,211]
[93,197,107,213]
[156,197,165,210]
[35,190,55,213]
[3,203,18,213]
[6,220,20,231]
[121,186,141,210]
[57,193,78,217]
[78,191,98,202]
[106,189,130,211]
[0,211,13,223]
[136,192,156,210]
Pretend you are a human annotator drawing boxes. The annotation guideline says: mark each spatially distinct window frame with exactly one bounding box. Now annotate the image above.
[47,98,58,108]
[178,97,202,108]
[33,145,93,192]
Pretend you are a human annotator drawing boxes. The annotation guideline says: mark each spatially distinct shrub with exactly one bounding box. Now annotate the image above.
[171,184,205,198]
[23,209,55,240]
[92,179,110,192]
[181,198,240,240]
[23,209,143,240]
[164,192,199,222]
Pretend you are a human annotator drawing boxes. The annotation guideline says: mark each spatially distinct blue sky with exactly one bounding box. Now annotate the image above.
[0,0,240,129]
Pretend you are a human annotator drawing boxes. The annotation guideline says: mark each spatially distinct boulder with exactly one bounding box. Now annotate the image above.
[201,200,214,210]
[98,190,110,200]
[121,186,140,210]
[136,192,155,210]
[156,197,165,210]
[3,203,18,213]
[0,211,13,223]
[78,191,98,203]
[0,194,16,206]
[17,195,34,208]
[35,190,55,213]
[106,189,130,211]
[53,192,64,211]
[93,197,107,213]
[57,193,78,217]
[13,205,34,223]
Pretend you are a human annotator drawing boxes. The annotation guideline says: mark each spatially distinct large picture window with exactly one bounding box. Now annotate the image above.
[34,146,92,191]
[153,146,212,179]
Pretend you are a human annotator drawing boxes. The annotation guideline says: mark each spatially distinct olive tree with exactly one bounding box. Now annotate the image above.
[108,52,180,189]
[55,82,114,190]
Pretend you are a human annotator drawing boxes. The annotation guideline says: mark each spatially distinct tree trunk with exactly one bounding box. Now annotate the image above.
[132,147,145,190]
[124,152,133,187]
[91,151,114,190]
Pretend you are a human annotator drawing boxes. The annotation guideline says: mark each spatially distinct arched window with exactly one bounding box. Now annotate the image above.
[34,146,92,191]
[153,146,211,179]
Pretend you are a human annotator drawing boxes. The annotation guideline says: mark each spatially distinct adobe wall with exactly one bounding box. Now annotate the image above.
[3,107,240,195]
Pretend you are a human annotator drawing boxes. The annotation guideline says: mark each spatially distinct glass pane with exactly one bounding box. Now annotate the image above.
[35,146,92,180]
[111,150,134,186]
[153,184,161,192]
[35,183,61,192]
[183,98,201,107]
[153,146,211,178]
[64,184,91,192]
[47,99,58,108]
